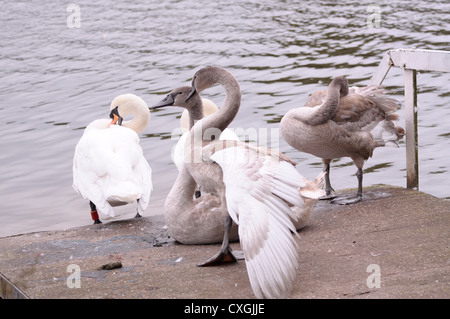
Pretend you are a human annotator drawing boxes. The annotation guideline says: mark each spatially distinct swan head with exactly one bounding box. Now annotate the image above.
[109,93,150,134]
[152,86,201,110]
[152,87,220,131]
[186,66,229,102]
[330,76,349,97]
[110,106,123,126]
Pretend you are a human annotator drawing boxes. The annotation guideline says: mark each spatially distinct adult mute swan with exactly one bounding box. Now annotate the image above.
[73,94,153,224]
[280,76,404,204]
[160,66,325,299]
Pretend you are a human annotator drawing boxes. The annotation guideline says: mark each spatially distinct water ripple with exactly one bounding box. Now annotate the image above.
[0,0,449,236]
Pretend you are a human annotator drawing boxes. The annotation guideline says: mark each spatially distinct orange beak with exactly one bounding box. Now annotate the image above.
[110,113,121,125]
[109,106,123,126]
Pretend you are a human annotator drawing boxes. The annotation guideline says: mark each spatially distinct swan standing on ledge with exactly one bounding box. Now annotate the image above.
[73,94,153,224]
[159,66,325,298]
[281,76,404,204]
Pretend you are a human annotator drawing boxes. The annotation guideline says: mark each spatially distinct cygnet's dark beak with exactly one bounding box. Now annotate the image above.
[151,93,174,109]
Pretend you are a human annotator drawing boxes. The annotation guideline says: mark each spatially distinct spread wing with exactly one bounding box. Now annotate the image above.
[203,140,324,298]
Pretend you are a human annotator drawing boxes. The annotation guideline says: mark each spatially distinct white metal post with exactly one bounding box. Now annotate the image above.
[371,48,450,190]
[403,69,419,189]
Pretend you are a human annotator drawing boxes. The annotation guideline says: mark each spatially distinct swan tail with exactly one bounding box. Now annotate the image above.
[105,180,139,202]
[95,201,116,218]
[371,119,405,148]
[356,87,405,147]
[356,85,401,113]
[299,171,327,200]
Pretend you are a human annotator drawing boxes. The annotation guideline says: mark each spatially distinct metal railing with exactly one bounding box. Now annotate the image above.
[370,48,450,189]
[0,271,29,299]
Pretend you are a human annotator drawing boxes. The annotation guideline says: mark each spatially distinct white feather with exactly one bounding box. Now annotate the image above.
[207,142,321,299]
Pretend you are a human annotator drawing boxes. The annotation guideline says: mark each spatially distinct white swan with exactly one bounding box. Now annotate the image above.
[73,94,153,224]
[159,66,325,299]
[280,76,404,204]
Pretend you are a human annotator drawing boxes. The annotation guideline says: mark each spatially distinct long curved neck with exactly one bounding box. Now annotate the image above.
[164,166,196,220]
[192,69,241,136]
[122,105,150,134]
[298,76,348,126]
[188,96,204,129]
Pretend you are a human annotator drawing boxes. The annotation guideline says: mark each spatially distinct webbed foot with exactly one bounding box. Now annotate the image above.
[320,192,336,200]
[197,245,237,267]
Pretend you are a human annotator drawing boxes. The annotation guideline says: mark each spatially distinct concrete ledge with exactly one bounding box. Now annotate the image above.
[0,185,448,299]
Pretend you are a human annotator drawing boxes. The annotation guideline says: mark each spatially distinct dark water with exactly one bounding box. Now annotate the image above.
[1,0,449,236]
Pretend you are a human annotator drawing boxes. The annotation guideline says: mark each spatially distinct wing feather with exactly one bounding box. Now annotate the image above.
[207,141,306,298]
